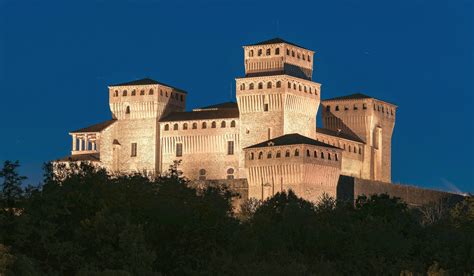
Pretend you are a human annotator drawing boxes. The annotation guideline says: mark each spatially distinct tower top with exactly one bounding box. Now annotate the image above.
[244,37,313,52]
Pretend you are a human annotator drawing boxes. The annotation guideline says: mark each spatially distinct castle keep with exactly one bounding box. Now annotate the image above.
[61,38,399,203]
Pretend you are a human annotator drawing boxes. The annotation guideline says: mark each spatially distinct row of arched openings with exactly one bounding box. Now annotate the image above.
[239,81,318,95]
[164,120,236,131]
[248,47,311,62]
[113,89,184,102]
[249,149,338,161]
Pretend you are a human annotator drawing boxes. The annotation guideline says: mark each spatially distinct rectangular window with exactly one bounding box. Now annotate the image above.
[131,143,137,157]
[227,141,234,155]
[264,103,269,111]
[176,143,183,157]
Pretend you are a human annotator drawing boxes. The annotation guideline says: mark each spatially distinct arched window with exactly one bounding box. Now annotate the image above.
[149,89,154,95]
[199,169,206,180]
[267,82,272,89]
[250,152,254,160]
[249,83,254,90]
[258,83,263,89]
[192,122,197,129]
[275,48,280,55]
[320,152,324,159]
[299,85,302,91]
[293,84,296,90]
[249,50,254,57]
[126,106,130,114]
[202,122,207,129]
[131,90,136,96]
[211,121,216,128]
[294,149,299,156]
[183,123,188,130]
[227,168,234,180]
[308,55,311,62]
[230,120,236,127]
[288,82,291,88]
[276,151,281,158]
[173,123,178,130]
[297,53,300,59]
[335,106,340,111]
[267,152,272,158]
[304,86,307,93]
[306,149,310,157]
[123,90,127,96]
[258,49,262,56]
[314,151,317,158]
[285,150,290,157]
[164,124,169,131]
[286,49,290,55]
[114,90,118,97]
[302,55,306,61]
[276,81,281,88]
[258,152,263,159]
[241,83,245,90]
[335,154,339,161]
[328,153,332,160]
[292,51,295,57]
[160,90,163,96]
[141,90,145,95]
[353,146,357,153]
[221,121,226,128]
[266,49,270,55]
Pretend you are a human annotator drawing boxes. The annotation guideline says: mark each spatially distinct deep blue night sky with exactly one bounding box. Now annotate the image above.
[0,0,472,193]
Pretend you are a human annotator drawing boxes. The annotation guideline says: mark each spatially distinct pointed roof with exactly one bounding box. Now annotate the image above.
[316,128,365,143]
[109,78,187,93]
[323,93,397,106]
[70,119,116,133]
[244,133,340,150]
[245,37,311,51]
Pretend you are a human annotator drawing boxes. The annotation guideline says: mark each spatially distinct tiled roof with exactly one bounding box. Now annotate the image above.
[246,37,310,51]
[70,120,116,134]
[198,102,238,110]
[109,78,187,93]
[316,128,365,143]
[323,93,397,106]
[245,133,340,149]
[160,109,239,122]
[56,153,100,162]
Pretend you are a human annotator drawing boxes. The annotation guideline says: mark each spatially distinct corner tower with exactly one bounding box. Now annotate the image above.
[321,93,397,182]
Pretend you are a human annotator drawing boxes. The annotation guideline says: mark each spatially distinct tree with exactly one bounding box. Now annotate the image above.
[0,161,26,209]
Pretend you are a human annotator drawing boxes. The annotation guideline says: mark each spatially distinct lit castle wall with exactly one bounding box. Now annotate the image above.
[59,38,397,202]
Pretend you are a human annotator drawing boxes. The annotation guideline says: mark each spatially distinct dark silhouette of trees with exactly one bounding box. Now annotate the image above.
[0,160,472,275]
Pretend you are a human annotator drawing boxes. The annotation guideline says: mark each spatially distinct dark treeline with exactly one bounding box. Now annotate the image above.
[0,160,473,275]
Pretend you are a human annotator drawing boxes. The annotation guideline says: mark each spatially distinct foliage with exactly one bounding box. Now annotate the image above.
[0,160,472,275]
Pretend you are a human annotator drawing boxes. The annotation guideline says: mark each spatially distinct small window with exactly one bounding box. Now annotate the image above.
[328,153,331,160]
[267,152,272,159]
[292,51,295,57]
[308,55,311,62]
[173,123,178,130]
[297,53,300,59]
[202,122,207,129]
[258,152,263,159]
[131,90,136,96]
[160,90,163,96]
[123,90,127,96]
[149,89,154,95]
[314,151,317,158]
[288,82,291,88]
[176,143,183,157]
[306,150,310,157]
[199,169,206,180]
[221,121,226,128]
[267,82,272,89]
[227,141,234,155]
[266,49,271,56]
[192,122,197,129]
[230,120,236,127]
[344,106,348,111]
[241,83,245,90]
[320,152,324,159]
[293,84,296,90]
[126,106,130,114]
[258,83,263,89]
[348,145,352,152]
[183,123,188,130]
[250,152,254,160]
[326,106,331,112]
[285,150,290,157]
[363,103,367,110]
[335,106,339,111]
[131,143,137,157]
[335,154,339,161]
[114,90,118,97]
[354,104,358,110]
[249,50,254,57]
[276,151,281,158]
[275,48,280,55]
[276,81,281,88]
[264,103,269,112]
[164,124,169,131]
[211,121,216,128]
[249,83,254,90]
[227,168,234,180]
[140,90,145,95]
[286,49,290,55]
[180,95,184,102]
[304,86,307,93]
[294,149,299,156]
[302,55,306,61]
[299,85,302,91]
[258,49,262,56]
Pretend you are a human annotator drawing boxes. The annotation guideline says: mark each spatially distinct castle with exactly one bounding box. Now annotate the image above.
[61,38,399,203]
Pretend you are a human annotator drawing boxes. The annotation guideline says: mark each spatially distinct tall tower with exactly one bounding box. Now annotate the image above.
[320,94,397,182]
[106,78,186,174]
[236,38,321,174]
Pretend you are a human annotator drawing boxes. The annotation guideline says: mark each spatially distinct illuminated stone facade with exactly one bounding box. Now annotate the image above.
[60,38,397,202]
